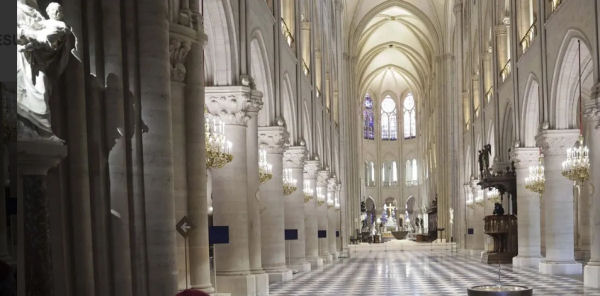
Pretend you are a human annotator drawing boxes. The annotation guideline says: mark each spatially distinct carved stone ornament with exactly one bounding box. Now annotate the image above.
[584,101,600,129]
[535,129,580,156]
[258,126,288,154]
[205,86,253,125]
[169,37,191,82]
[510,148,540,170]
[17,1,74,141]
[247,89,264,114]
[303,160,320,180]
[327,178,337,192]
[317,170,329,187]
[283,146,306,169]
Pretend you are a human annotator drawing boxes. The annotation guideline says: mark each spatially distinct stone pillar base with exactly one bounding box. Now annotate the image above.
[339,249,350,258]
[321,254,333,263]
[575,249,591,261]
[330,252,338,261]
[215,274,256,296]
[266,269,293,284]
[584,263,600,288]
[253,272,269,296]
[512,256,542,268]
[288,262,311,273]
[539,260,582,275]
[306,257,323,270]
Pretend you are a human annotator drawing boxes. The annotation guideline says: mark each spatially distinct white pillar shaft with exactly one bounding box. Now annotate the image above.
[317,187,329,260]
[212,124,251,274]
[260,152,286,271]
[544,152,575,261]
[285,166,306,265]
[246,112,262,273]
[512,148,542,267]
[584,104,600,287]
[303,176,319,261]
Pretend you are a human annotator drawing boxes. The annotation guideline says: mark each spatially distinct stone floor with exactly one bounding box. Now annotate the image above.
[270,242,600,295]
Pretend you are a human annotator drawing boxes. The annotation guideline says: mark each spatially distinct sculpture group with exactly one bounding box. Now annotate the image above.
[17,0,73,140]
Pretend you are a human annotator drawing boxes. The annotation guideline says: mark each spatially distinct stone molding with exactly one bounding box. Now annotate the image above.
[258,126,288,154]
[317,170,329,186]
[205,86,253,125]
[303,160,320,180]
[535,129,580,156]
[283,146,306,169]
[510,147,540,170]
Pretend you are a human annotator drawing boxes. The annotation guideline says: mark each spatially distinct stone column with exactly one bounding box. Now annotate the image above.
[18,140,67,296]
[317,170,331,263]
[283,146,311,272]
[327,177,338,260]
[584,100,600,287]
[206,86,256,296]
[335,183,342,254]
[536,129,582,275]
[511,148,543,268]
[258,126,292,283]
[246,91,269,295]
[185,31,213,292]
[138,0,178,292]
[303,160,322,269]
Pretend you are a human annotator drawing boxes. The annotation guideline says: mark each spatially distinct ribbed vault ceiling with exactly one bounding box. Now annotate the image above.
[344,0,445,99]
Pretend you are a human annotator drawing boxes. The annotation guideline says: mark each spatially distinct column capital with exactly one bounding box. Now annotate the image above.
[283,146,307,169]
[327,178,337,192]
[535,129,580,156]
[258,125,288,154]
[303,160,320,179]
[247,89,264,114]
[205,86,253,125]
[510,147,540,170]
[317,170,329,186]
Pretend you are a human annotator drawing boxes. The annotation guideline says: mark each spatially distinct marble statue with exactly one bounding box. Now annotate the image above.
[17,1,74,140]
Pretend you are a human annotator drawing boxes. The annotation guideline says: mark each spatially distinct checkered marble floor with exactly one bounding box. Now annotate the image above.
[270,248,600,295]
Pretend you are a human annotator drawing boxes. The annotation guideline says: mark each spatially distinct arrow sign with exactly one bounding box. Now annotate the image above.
[176,216,193,238]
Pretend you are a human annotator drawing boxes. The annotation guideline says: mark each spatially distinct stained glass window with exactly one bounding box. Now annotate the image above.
[363,94,375,139]
[381,96,397,140]
[403,94,416,139]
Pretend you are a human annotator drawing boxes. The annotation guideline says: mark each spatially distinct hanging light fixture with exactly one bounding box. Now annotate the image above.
[258,148,273,184]
[561,40,591,185]
[525,151,545,194]
[283,168,298,195]
[316,186,326,206]
[205,115,233,169]
[487,188,501,203]
[303,180,314,203]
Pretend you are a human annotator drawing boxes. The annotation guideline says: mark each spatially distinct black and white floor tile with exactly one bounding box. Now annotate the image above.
[270,249,600,295]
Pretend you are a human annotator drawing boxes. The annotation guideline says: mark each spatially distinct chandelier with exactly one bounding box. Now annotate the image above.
[258,149,273,184]
[303,180,314,203]
[326,192,334,207]
[561,40,590,185]
[282,168,297,195]
[525,153,545,194]
[205,116,233,169]
[316,187,326,206]
[487,188,501,203]
[474,187,484,205]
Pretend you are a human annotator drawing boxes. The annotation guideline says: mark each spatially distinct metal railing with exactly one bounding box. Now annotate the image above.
[519,20,537,54]
[280,18,294,47]
[500,59,511,82]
